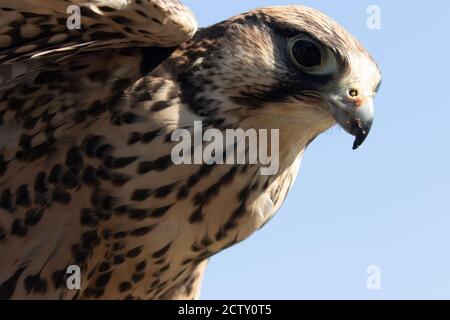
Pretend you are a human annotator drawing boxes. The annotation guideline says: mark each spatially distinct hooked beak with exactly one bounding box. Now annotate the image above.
[328,92,374,150]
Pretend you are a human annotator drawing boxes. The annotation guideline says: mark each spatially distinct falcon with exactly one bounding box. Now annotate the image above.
[0,1,381,300]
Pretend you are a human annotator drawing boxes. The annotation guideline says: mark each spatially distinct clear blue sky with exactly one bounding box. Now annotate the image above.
[182,0,450,299]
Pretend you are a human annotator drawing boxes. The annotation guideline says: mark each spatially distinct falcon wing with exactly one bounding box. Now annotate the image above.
[0,0,196,300]
[0,0,197,89]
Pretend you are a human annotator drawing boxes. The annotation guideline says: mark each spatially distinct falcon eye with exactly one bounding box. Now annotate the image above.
[287,35,339,76]
[290,40,322,68]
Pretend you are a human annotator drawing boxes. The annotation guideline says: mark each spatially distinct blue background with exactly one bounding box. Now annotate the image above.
[182,0,450,299]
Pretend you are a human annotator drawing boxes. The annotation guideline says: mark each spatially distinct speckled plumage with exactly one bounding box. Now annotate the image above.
[0,1,381,299]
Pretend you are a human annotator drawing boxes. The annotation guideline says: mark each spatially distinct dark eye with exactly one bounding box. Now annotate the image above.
[288,36,338,75]
[290,39,322,68]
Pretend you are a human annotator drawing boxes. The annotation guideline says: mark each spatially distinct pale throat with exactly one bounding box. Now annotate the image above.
[234,100,336,169]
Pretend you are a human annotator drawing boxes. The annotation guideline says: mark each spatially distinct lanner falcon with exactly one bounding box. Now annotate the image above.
[0,1,381,299]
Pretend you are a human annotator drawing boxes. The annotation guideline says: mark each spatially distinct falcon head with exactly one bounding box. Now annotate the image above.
[179,5,381,150]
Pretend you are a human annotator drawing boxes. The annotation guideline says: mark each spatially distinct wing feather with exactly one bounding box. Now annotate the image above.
[0,0,197,87]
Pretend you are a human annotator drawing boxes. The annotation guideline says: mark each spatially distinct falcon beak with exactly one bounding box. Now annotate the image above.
[328,91,374,150]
